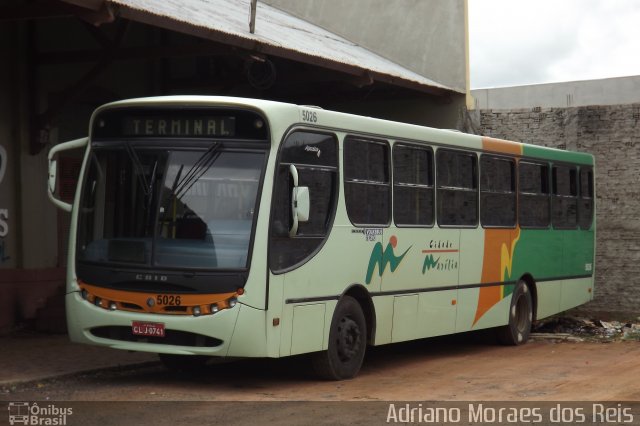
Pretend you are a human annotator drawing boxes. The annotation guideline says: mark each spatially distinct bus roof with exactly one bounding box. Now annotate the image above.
[93,96,594,166]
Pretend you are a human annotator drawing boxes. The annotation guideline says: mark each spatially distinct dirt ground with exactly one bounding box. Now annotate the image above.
[4,335,639,402]
[3,335,639,425]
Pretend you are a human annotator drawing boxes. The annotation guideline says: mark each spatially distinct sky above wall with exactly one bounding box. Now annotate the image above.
[469,0,640,88]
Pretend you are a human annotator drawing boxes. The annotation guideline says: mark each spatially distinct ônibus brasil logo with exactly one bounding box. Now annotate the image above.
[7,402,73,425]
[365,235,410,284]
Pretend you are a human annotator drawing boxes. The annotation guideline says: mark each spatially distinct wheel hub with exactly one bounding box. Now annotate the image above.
[337,317,361,362]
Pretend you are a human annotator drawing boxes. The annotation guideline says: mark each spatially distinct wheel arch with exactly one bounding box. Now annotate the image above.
[519,273,538,323]
[341,284,376,345]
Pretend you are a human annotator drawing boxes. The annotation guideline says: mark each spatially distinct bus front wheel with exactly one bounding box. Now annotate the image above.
[312,296,367,380]
[497,280,533,345]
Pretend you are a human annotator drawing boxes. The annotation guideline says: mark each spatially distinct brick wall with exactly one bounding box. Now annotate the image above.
[472,104,640,318]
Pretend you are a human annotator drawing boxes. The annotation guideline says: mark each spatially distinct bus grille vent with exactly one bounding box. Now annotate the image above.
[90,326,223,347]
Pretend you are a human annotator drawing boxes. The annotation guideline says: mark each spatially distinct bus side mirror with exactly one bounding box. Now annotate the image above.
[289,164,310,237]
[47,137,89,212]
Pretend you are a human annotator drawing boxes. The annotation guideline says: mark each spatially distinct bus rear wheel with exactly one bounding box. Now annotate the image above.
[497,280,533,345]
[312,296,367,380]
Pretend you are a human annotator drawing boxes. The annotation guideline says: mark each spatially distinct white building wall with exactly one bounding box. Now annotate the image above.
[263,0,468,93]
[472,75,640,110]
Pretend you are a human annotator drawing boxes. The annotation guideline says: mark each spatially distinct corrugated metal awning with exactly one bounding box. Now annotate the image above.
[71,0,460,96]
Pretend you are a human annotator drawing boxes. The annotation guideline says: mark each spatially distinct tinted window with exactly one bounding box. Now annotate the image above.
[519,162,550,228]
[270,132,338,272]
[480,156,516,227]
[344,137,391,225]
[552,165,578,229]
[436,149,478,226]
[578,167,594,230]
[393,144,434,226]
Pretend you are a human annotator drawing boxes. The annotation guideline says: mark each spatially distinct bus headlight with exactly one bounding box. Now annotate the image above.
[193,306,201,317]
[210,304,219,314]
[228,298,237,308]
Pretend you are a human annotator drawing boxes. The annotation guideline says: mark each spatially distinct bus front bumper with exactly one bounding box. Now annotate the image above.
[65,291,263,357]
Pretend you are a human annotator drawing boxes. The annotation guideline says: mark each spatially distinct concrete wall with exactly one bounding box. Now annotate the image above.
[472,75,640,110]
[474,104,640,318]
[263,0,468,93]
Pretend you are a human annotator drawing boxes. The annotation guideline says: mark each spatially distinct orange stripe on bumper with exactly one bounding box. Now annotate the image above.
[78,281,238,315]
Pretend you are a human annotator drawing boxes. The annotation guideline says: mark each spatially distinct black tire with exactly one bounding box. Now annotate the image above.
[158,354,210,373]
[312,296,367,380]
[497,280,533,345]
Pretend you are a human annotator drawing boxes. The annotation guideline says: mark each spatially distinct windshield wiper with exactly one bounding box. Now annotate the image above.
[124,143,161,237]
[174,143,221,200]
[144,159,159,230]
[125,142,150,196]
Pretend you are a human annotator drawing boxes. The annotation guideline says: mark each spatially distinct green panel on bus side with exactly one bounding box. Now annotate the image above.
[562,229,595,275]
[522,145,594,166]
[511,229,565,280]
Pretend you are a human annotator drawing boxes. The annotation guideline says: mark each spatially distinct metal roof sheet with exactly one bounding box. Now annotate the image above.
[104,0,459,95]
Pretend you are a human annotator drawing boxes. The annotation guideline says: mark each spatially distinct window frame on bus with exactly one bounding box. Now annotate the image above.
[269,129,340,274]
[578,166,594,230]
[479,154,517,229]
[435,148,479,228]
[551,162,579,230]
[392,142,435,228]
[343,135,392,227]
[518,160,551,229]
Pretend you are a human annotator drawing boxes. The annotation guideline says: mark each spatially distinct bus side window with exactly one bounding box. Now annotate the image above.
[519,162,550,228]
[480,155,516,228]
[393,144,434,226]
[436,149,478,227]
[551,165,578,229]
[578,167,594,230]
[269,131,338,272]
[344,136,391,226]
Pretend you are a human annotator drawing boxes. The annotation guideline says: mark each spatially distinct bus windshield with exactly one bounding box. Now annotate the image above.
[77,143,265,270]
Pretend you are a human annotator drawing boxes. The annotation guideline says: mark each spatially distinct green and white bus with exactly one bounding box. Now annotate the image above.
[48,96,595,379]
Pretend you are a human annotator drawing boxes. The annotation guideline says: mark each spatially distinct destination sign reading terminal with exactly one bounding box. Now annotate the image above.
[123,116,236,137]
[92,108,268,140]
